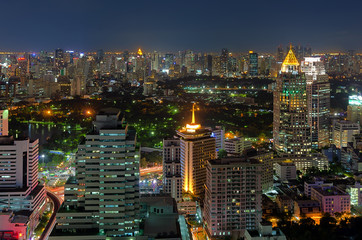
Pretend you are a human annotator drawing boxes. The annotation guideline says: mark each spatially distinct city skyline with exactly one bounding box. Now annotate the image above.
[1,0,362,52]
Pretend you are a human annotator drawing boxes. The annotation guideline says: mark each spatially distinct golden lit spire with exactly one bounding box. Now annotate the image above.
[185,103,201,133]
[281,44,299,72]
[192,103,196,124]
[137,48,143,56]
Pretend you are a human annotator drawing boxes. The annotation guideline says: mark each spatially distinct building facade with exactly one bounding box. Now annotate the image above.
[302,57,330,149]
[163,138,182,201]
[203,156,263,239]
[176,104,216,198]
[55,109,140,238]
[273,46,311,155]
[332,120,360,149]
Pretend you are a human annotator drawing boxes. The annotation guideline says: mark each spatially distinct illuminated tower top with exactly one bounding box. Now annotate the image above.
[281,44,299,73]
[185,103,201,133]
[137,48,143,56]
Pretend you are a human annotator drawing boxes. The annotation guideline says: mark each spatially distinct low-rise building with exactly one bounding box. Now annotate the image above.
[244,221,286,240]
[0,210,29,240]
[304,180,333,198]
[293,200,322,219]
[224,137,252,155]
[311,186,350,214]
[275,162,296,181]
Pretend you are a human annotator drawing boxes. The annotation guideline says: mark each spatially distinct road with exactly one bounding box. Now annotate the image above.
[39,191,61,240]
[46,186,64,202]
[140,166,162,176]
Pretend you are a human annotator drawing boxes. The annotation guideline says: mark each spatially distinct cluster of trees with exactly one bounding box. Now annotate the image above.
[278,215,362,240]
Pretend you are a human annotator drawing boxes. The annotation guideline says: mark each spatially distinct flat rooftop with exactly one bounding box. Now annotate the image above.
[313,186,348,196]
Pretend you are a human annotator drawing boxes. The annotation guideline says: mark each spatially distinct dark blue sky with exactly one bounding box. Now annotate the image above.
[2,0,362,52]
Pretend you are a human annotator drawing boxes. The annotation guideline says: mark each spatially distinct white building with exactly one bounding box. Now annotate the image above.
[224,137,252,155]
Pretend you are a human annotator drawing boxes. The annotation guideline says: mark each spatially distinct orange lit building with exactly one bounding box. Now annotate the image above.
[176,104,216,198]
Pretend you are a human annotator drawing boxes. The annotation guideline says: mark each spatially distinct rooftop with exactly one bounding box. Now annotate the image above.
[313,186,348,196]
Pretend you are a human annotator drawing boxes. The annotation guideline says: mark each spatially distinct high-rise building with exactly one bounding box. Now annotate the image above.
[248,51,258,77]
[220,48,229,75]
[203,154,263,238]
[54,109,140,237]
[176,104,215,198]
[163,138,182,201]
[273,45,311,155]
[0,114,46,240]
[0,109,9,136]
[332,120,360,149]
[347,95,362,125]
[301,57,330,148]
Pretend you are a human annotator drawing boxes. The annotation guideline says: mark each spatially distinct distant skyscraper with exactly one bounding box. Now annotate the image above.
[220,48,229,75]
[276,45,284,63]
[54,109,140,237]
[301,57,330,149]
[176,104,216,198]
[273,45,311,155]
[248,51,258,77]
[163,138,182,201]
[203,153,263,238]
[54,48,64,68]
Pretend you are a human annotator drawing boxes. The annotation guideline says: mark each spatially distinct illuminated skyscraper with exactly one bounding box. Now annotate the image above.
[176,104,215,198]
[54,109,140,237]
[301,57,330,148]
[273,45,311,155]
[220,48,229,75]
[248,51,258,77]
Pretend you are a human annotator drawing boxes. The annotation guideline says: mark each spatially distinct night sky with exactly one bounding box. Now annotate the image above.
[2,0,362,52]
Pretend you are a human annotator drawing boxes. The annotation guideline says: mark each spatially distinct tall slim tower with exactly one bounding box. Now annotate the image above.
[273,45,311,155]
[176,104,216,198]
[163,138,182,201]
[249,51,258,77]
[301,57,330,148]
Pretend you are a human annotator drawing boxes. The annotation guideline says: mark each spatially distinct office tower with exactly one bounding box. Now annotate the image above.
[347,95,362,124]
[224,138,252,155]
[301,57,330,148]
[332,120,360,149]
[176,104,215,198]
[0,129,46,239]
[54,109,140,237]
[54,48,64,68]
[163,138,182,201]
[0,109,8,136]
[273,45,311,155]
[248,51,258,77]
[276,45,284,63]
[207,55,213,75]
[220,48,229,75]
[203,153,263,238]
[96,49,105,62]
